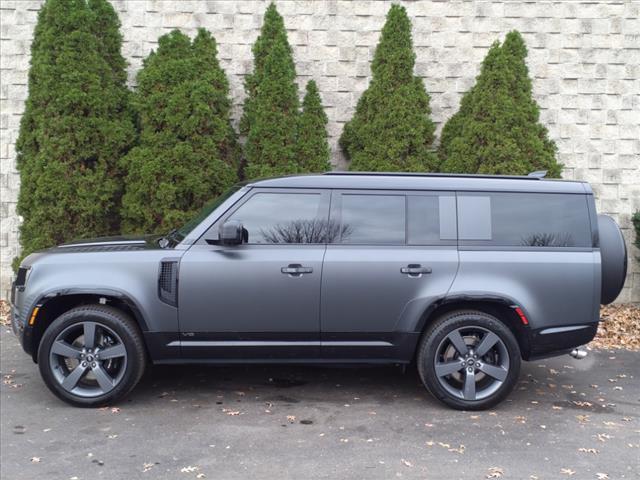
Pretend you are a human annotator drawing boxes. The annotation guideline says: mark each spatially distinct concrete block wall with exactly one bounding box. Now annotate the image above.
[1,0,638,302]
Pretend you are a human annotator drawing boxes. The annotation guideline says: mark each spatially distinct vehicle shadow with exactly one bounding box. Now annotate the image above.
[125,360,560,411]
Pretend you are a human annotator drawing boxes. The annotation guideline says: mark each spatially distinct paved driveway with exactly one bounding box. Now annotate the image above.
[1,327,638,480]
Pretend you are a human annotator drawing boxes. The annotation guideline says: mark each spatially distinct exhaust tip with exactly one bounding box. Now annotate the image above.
[569,348,588,360]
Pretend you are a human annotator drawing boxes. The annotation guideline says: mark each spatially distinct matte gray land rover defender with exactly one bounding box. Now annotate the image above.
[10,172,628,410]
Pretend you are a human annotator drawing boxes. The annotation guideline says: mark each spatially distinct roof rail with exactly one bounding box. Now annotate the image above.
[527,170,548,178]
[323,171,543,180]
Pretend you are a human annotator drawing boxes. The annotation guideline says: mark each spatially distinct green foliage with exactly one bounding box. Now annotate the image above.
[243,37,300,179]
[120,29,239,234]
[15,0,134,267]
[239,2,290,137]
[340,4,437,172]
[297,80,331,172]
[438,31,561,177]
[242,3,321,179]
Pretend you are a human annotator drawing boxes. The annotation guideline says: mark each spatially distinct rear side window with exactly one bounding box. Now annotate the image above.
[458,193,592,248]
[338,194,405,244]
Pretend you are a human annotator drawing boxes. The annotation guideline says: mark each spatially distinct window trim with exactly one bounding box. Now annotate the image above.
[198,188,332,246]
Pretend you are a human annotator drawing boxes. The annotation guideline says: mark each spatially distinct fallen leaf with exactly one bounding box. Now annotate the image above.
[181,466,198,473]
[286,415,296,423]
[596,474,609,480]
[486,466,504,478]
[30,457,41,463]
[401,459,413,467]
[576,415,590,424]
[560,468,576,476]
[142,462,154,472]
[577,448,599,454]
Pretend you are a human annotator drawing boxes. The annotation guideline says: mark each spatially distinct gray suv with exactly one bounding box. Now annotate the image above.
[10,172,628,410]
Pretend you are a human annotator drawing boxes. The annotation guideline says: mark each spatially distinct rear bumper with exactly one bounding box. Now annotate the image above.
[527,323,598,360]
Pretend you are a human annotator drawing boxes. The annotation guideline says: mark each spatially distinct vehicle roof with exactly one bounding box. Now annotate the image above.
[247,172,591,194]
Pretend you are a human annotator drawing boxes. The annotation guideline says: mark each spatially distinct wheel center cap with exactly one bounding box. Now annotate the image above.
[467,358,475,366]
[86,355,94,362]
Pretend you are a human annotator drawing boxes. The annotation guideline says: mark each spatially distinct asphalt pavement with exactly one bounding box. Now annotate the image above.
[1,327,638,480]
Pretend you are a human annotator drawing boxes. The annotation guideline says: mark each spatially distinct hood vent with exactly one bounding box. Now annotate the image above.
[158,260,179,306]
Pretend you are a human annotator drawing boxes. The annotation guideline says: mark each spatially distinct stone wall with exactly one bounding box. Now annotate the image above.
[1,0,638,302]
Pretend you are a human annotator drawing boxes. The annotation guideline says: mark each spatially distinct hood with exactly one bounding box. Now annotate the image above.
[53,234,163,252]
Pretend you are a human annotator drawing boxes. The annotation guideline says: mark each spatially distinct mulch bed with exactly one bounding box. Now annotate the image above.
[1,299,638,350]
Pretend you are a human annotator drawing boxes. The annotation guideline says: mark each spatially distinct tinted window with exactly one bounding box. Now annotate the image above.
[339,194,405,244]
[458,193,592,247]
[408,195,457,244]
[228,193,328,244]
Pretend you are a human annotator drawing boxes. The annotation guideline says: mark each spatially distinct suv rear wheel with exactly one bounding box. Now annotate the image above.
[38,305,146,407]
[417,310,521,410]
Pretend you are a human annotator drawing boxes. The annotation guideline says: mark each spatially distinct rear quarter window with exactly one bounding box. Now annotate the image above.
[458,192,592,248]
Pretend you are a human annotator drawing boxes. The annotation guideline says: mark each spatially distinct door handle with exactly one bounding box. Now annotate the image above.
[281,264,313,276]
[400,264,432,276]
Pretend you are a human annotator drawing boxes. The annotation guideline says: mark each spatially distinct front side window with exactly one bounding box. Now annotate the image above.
[227,192,330,244]
[338,194,405,244]
[458,193,592,247]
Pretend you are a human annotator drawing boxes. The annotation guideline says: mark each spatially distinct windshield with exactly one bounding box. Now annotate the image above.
[173,184,243,242]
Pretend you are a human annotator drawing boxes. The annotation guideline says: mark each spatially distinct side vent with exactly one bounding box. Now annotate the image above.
[158,260,179,306]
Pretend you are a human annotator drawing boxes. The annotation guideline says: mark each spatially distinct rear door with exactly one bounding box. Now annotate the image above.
[320,190,459,360]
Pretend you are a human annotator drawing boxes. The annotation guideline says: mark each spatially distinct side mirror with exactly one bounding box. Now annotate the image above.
[219,220,245,246]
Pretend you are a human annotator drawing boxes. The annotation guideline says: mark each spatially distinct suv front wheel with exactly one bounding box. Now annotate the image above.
[38,305,146,407]
[417,310,521,410]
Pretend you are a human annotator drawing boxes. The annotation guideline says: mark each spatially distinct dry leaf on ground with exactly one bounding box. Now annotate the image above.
[592,305,640,350]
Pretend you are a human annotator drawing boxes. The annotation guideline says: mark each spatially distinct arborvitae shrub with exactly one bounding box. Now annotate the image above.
[243,37,300,178]
[15,0,134,266]
[438,31,562,177]
[297,80,331,173]
[120,29,239,234]
[239,2,290,138]
[340,4,437,172]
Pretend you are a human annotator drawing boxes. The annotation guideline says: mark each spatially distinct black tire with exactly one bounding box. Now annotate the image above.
[417,310,521,411]
[38,305,146,407]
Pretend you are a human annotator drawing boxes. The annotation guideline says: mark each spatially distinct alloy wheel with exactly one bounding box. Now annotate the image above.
[48,321,128,398]
[434,326,510,401]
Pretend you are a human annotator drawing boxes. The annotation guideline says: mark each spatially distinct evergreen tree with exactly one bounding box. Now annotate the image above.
[243,37,300,179]
[239,2,290,137]
[120,29,239,234]
[297,80,331,172]
[339,4,437,172]
[438,31,561,177]
[15,0,134,266]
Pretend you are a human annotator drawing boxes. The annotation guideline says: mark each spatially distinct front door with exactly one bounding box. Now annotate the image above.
[321,190,459,360]
[178,189,330,359]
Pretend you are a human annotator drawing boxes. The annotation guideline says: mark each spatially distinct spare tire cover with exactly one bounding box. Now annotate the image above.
[598,214,628,304]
